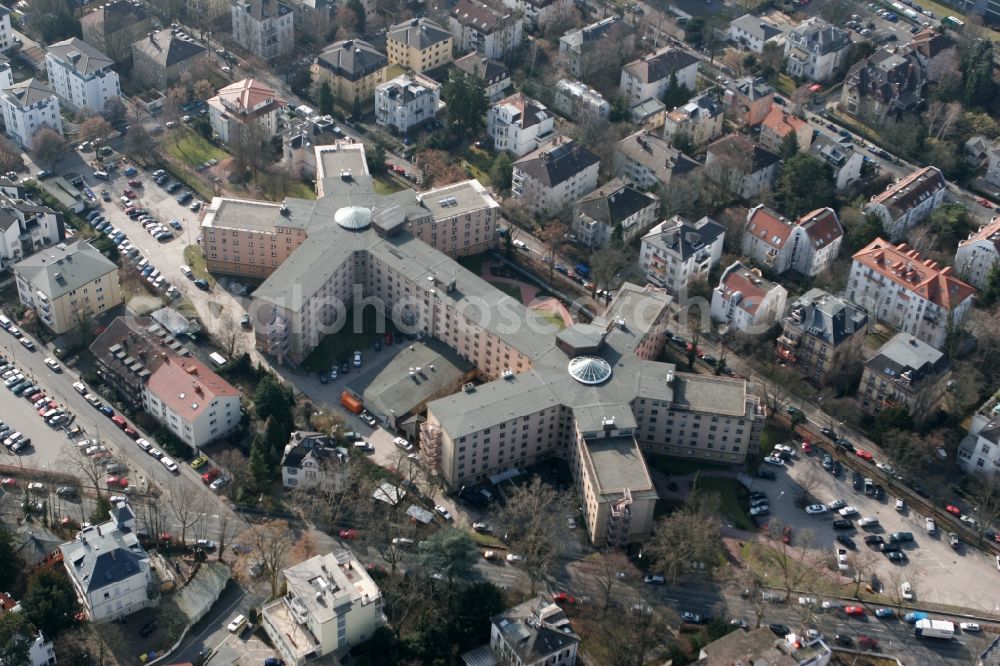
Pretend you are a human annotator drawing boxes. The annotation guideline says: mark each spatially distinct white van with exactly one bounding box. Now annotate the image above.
[93,171,109,180]
[512,239,527,250]
[0,314,10,330]
[180,265,193,278]
[160,456,179,473]
[72,381,87,394]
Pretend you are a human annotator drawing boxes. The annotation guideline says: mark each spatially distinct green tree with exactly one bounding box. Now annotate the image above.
[22,569,77,639]
[262,416,287,460]
[290,64,313,99]
[662,72,691,109]
[90,494,112,523]
[962,40,996,109]
[442,70,488,139]
[685,17,706,47]
[978,262,1000,306]
[869,405,911,445]
[927,203,971,251]
[416,528,478,582]
[776,153,835,218]
[450,583,506,651]
[253,374,294,432]
[369,141,387,175]
[0,527,20,591]
[318,81,334,116]
[488,152,512,193]
[0,612,33,666]
[347,0,366,34]
[842,207,884,252]
[248,435,271,489]
[779,131,799,159]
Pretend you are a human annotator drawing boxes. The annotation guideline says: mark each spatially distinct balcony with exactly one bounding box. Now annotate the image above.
[420,422,442,472]
[605,488,633,549]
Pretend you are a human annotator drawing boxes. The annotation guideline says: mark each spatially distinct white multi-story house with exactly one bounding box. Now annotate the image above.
[143,355,242,449]
[454,51,511,101]
[487,92,557,158]
[59,504,156,623]
[711,261,788,334]
[742,205,843,276]
[511,137,600,215]
[0,184,65,271]
[959,388,1000,476]
[262,552,382,665]
[487,597,580,666]
[704,134,780,199]
[0,58,11,91]
[0,593,56,666]
[448,0,523,60]
[231,0,295,60]
[375,72,441,134]
[728,14,783,53]
[808,134,864,190]
[0,6,14,53]
[613,130,702,191]
[559,16,623,77]
[619,47,699,106]
[849,238,976,350]
[640,215,725,294]
[573,178,659,247]
[663,92,724,146]
[955,216,1000,288]
[208,78,286,145]
[281,431,347,490]
[552,79,610,123]
[45,38,119,114]
[784,17,851,82]
[0,79,62,150]
[863,166,947,239]
[499,0,573,29]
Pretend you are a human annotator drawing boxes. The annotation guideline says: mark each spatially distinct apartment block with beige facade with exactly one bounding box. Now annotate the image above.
[412,180,499,256]
[776,288,868,385]
[386,18,454,73]
[312,39,388,107]
[201,198,308,277]
[14,240,121,334]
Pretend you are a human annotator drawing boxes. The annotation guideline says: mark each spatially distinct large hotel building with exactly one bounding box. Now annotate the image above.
[201,142,763,546]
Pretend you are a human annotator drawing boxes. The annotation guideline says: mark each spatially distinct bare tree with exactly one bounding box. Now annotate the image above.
[235,519,295,598]
[123,124,157,164]
[494,476,570,594]
[217,312,241,358]
[59,443,111,497]
[167,488,210,545]
[763,520,822,601]
[79,116,114,145]
[729,554,768,628]
[30,128,69,170]
[847,548,880,598]
[603,604,675,666]
[646,493,723,585]
[581,551,635,616]
[0,137,24,172]
[214,511,242,562]
[193,79,215,103]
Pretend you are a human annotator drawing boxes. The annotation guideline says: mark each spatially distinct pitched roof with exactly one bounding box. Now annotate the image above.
[761,106,809,140]
[144,355,240,424]
[388,18,452,50]
[211,78,284,115]
[133,33,207,67]
[234,0,293,20]
[88,316,188,385]
[493,92,550,129]
[908,28,955,59]
[717,261,783,315]
[560,16,619,49]
[81,0,148,32]
[575,177,657,227]
[867,166,946,221]
[513,138,599,187]
[316,39,387,79]
[450,0,510,31]
[957,215,1000,253]
[1,78,55,108]
[730,13,782,41]
[866,332,949,383]
[454,51,509,82]
[798,207,843,249]
[845,48,924,111]
[746,205,794,249]
[707,134,781,173]
[784,288,867,345]
[47,37,114,76]
[492,597,580,663]
[623,47,698,85]
[616,130,701,181]
[731,75,775,100]
[59,520,149,593]
[788,17,850,55]
[807,133,857,170]
[642,215,725,260]
[14,240,116,299]
[852,237,976,310]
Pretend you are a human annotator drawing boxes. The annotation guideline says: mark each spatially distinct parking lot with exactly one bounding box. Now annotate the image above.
[757,446,1000,612]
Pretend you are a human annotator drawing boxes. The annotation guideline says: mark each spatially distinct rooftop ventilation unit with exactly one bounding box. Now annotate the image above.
[462,382,475,392]
[502,369,514,379]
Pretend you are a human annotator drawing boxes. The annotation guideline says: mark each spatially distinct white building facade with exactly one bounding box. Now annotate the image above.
[511,138,600,215]
[552,79,610,123]
[45,38,120,114]
[784,17,850,82]
[375,73,441,134]
[864,166,947,239]
[0,79,63,150]
[959,390,1000,476]
[711,261,789,334]
[487,93,557,158]
[955,216,1000,288]
[619,47,699,106]
[640,216,725,294]
[742,205,843,276]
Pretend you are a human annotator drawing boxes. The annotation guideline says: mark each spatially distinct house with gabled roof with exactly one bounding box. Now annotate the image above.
[132,33,208,89]
[45,37,119,114]
[807,134,864,190]
[614,130,701,191]
[487,92,557,157]
[387,18,454,72]
[742,205,843,276]
[777,289,867,385]
[619,47,699,106]
[281,431,347,490]
[511,137,600,214]
[572,177,659,247]
[448,0,523,59]
[759,106,813,154]
[710,261,788,334]
[955,215,1000,288]
[472,597,580,666]
[856,332,950,417]
[783,17,850,82]
[863,166,946,238]
[455,51,511,101]
[729,14,783,53]
[704,134,780,199]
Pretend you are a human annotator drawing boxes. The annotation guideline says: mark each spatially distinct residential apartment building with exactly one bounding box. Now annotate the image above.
[559,16,624,78]
[784,17,851,82]
[776,288,868,385]
[262,552,382,665]
[759,106,813,154]
[448,0,523,60]
[80,0,151,62]
[629,98,667,130]
[411,179,499,256]
[0,6,13,54]
[573,177,659,248]
[662,92,724,146]
[724,76,775,126]
[619,47,699,106]
[640,215,725,294]
[281,431,346,490]
[59,504,156,622]
[186,0,230,22]
[208,78,286,145]
[375,73,441,134]
[710,261,789,334]
[481,597,579,666]
[705,134,781,199]
[454,51,511,101]
[699,627,831,666]
[728,13,782,53]
[849,238,975,350]
[487,92,557,158]
[841,47,925,123]
[0,58,11,91]
[808,134,864,190]
[552,79,610,124]
[907,28,958,82]
[742,205,844,276]
[955,216,1000,288]
[0,185,65,271]
[511,137,600,215]
[863,166,947,239]
[613,130,701,192]
[143,355,241,449]
[14,240,121,334]
[959,388,1000,476]
[231,0,295,60]
[45,38,119,114]
[499,0,573,29]
[0,79,62,151]
[312,39,388,107]
[131,34,208,90]
[386,18,453,73]
[856,332,950,417]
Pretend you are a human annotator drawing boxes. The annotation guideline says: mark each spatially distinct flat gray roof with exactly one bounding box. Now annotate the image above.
[417,180,499,220]
[316,144,370,182]
[586,435,654,493]
[203,198,288,232]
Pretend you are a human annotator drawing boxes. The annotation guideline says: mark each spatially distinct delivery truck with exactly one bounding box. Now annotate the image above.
[340,391,363,414]
[914,619,954,639]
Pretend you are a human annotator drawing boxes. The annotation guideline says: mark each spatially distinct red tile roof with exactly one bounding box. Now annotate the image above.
[868,166,945,221]
[761,107,808,139]
[853,238,976,310]
[0,592,17,614]
[958,215,1000,253]
[798,207,843,249]
[719,263,779,315]
[145,356,240,423]
[211,78,284,115]
[746,205,793,248]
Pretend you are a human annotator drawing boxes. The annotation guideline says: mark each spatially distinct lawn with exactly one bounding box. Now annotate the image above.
[531,309,566,331]
[183,245,216,287]
[164,129,228,169]
[301,306,393,373]
[647,454,736,476]
[373,174,405,195]
[694,477,755,531]
[759,424,790,455]
[457,254,484,277]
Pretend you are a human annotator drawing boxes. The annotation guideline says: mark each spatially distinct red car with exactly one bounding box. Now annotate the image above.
[123,427,139,439]
[339,529,359,540]
[552,592,576,604]
[127,179,142,188]
[202,468,220,483]
[977,197,994,208]
[1,477,16,487]
[855,449,874,462]
[844,606,865,616]
[106,476,128,488]
[37,401,56,415]
[111,415,127,429]
[801,441,812,454]
[123,189,136,198]
[946,505,962,516]
[858,635,879,650]
[384,331,393,346]
[782,525,792,544]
